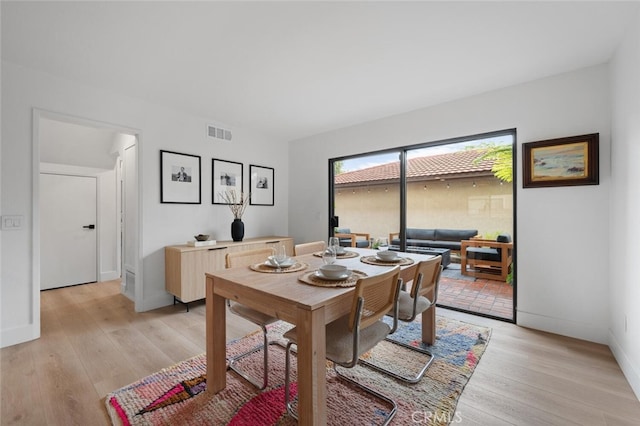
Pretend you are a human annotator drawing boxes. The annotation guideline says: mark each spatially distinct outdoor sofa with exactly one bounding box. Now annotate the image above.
[389,228,479,253]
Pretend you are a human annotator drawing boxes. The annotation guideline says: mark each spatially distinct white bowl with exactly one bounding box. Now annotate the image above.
[334,246,346,254]
[319,264,348,279]
[377,250,398,261]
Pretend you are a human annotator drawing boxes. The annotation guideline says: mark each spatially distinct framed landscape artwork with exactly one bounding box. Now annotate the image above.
[250,164,274,206]
[212,159,243,204]
[160,150,201,204]
[522,133,599,188]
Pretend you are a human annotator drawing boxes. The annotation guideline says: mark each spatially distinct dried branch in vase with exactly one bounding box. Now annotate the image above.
[218,190,251,219]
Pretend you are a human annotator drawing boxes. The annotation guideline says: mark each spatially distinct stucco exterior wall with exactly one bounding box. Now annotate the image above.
[335,176,513,242]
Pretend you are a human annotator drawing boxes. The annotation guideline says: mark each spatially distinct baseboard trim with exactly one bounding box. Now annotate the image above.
[609,330,640,401]
[516,309,608,344]
[99,270,120,282]
[137,292,174,312]
[1,323,40,348]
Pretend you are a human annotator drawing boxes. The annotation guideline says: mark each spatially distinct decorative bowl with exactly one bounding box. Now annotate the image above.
[194,234,210,241]
[319,264,348,279]
[377,250,398,261]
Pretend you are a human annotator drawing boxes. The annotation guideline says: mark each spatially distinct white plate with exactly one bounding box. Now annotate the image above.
[314,270,352,281]
[376,254,400,262]
[265,257,295,268]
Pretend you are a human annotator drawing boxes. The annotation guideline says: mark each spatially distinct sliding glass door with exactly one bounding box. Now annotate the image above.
[329,130,515,321]
[330,151,400,248]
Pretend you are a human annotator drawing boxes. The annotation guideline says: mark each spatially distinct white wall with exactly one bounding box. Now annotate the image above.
[290,65,611,344]
[1,61,289,347]
[609,10,640,399]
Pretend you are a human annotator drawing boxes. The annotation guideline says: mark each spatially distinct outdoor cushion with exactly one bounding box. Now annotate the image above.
[406,228,436,241]
[395,228,479,252]
[336,228,369,248]
[434,229,478,241]
[466,247,500,262]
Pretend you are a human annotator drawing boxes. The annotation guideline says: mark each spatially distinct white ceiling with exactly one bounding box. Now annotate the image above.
[2,1,639,142]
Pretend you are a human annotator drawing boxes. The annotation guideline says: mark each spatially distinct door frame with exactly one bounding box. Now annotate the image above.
[31,108,143,336]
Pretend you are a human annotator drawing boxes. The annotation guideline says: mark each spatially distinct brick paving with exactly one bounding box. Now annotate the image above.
[437,267,514,320]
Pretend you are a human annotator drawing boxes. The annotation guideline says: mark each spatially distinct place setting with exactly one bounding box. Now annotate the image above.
[299,238,366,287]
[298,263,367,288]
[312,237,359,259]
[360,249,415,266]
[250,246,308,273]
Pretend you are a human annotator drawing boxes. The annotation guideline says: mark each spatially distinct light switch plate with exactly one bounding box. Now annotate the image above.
[1,215,24,230]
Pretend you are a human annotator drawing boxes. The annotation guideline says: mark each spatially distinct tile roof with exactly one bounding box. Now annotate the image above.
[335,149,494,185]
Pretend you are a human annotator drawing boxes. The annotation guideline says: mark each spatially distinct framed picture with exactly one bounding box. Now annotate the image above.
[160,150,201,204]
[212,159,243,204]
[523,133,599,188]
[250,164,274,206]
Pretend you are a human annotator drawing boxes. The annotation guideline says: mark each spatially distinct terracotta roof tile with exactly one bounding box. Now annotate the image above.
[335,149,493,185]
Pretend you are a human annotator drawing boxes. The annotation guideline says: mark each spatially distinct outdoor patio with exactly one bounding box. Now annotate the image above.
[437,263,513,320]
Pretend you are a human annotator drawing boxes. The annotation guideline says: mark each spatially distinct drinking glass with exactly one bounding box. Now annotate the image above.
[272,245,288,272]
[328,237,340,251]
[377,237,389,251]
[322,245,336,265]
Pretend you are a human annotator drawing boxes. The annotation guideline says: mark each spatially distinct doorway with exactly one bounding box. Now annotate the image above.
[34,109,140,306]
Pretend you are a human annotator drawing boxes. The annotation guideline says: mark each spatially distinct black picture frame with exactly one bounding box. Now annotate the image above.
[250,164,274,206]
[160,150,201,204]
[523,133,599,188]
[212,159,244,204]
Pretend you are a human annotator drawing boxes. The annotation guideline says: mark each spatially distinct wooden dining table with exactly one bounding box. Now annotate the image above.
[205,247,436,425]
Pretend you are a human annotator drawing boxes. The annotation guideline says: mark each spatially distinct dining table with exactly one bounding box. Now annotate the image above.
[205,247,437,425]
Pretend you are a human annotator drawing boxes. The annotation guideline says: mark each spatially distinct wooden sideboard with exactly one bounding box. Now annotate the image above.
[165,236,294,307]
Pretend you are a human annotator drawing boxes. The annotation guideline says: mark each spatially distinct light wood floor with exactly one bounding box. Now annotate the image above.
[2,280,639,425]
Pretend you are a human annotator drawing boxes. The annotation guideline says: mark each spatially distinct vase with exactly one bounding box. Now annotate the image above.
[231,219,244,242]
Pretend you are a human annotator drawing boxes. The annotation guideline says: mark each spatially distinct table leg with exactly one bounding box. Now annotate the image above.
[206,276,227,395]
[296,306,327,425]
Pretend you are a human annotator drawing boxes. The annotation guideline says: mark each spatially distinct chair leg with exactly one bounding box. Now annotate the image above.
[283,341,298,420]
[358,337,435,384]
[285,343,396,425]
[227,324,287,390]
[333,362,397,426]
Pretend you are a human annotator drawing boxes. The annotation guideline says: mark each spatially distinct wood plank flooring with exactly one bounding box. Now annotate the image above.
[2,280,639,425]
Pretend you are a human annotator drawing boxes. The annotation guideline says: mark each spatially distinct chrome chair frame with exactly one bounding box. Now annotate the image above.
[283,266,402,425]
[225,248,287,390]
[360,257,442,383]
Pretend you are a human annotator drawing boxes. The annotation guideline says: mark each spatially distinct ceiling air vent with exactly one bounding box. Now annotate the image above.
[207,124,232,141]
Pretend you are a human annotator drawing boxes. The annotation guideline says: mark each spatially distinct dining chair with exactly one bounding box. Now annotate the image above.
[361,256,442,383]
[293,240,325,256]
[283,265,402,425]
[225,247,284,389]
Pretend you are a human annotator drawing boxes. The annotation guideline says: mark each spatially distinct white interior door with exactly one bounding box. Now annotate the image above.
[40,173,97,290]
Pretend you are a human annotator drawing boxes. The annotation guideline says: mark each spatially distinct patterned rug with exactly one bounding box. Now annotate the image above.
[105,316,490,425]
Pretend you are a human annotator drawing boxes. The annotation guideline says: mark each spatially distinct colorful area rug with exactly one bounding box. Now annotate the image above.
[105,316,490,425]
